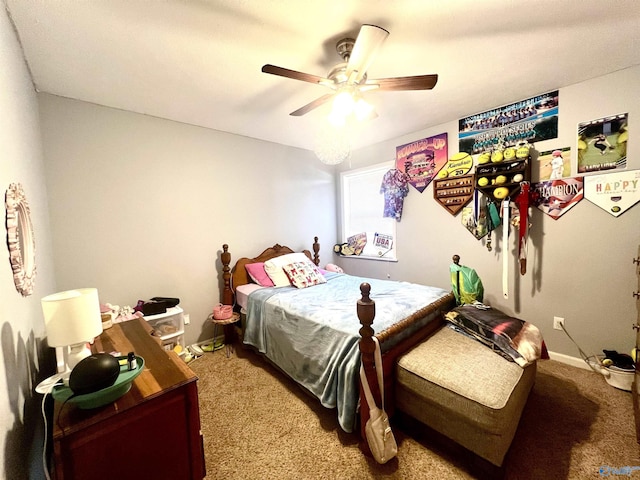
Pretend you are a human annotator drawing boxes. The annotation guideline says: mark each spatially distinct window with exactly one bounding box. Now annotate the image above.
[340,161,397,261]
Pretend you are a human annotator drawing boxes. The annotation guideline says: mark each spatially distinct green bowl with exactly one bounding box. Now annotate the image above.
[52,356,144,409]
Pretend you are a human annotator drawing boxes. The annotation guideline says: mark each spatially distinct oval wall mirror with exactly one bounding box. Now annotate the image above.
[5,183,36,296]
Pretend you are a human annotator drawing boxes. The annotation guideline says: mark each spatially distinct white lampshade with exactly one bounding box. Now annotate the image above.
[42,288,103,348]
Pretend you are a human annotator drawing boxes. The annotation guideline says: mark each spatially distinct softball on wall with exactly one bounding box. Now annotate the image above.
[493,187,509,199]
[503,148,516,160]
[491,150,504,163]
[516,145,530,159]
[478,152,491,165]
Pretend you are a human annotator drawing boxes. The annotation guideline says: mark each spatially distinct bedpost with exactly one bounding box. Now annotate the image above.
[358,282,382,445]
[221,244,233,306]
[312,236,320,266]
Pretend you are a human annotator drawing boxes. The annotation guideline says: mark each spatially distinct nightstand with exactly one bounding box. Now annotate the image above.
[211,311,240,358]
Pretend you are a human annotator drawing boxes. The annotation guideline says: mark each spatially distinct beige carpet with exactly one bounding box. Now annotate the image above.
[190,345,640,479]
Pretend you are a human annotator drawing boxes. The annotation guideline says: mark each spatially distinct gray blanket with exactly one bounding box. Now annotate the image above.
[245,272,450,432]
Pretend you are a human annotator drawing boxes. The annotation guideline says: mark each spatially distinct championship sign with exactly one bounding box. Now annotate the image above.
[531,177,583,220]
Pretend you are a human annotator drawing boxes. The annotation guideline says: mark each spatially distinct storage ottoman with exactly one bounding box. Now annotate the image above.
[395,326,536,467]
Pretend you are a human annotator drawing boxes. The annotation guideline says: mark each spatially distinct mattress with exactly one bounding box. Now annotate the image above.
[235,283,264,310]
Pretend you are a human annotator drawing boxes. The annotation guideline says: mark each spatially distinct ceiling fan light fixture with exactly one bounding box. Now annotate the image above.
[330,89,372,124]
[354,97,374,121]
[314,123,352,165]
[332,90,356,117]
[328,111,347,127]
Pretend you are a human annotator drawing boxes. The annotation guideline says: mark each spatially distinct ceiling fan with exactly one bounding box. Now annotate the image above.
[261,24,438,118]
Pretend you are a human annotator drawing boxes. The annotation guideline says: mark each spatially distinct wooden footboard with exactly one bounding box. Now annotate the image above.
[357,283,455,451]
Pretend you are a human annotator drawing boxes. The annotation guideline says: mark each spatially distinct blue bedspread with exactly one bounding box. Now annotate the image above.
[244,272,450,432]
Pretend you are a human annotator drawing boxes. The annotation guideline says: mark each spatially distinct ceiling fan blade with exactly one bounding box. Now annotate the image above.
[262,64,330,85]
[366,74,439,91]
[346,25,389,84]
[290,93,335,116]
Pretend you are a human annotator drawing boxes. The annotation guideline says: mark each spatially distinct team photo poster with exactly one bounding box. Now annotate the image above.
[458,91,559,155]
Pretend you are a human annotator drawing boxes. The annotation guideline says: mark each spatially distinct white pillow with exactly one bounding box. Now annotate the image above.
[264,252,311,287]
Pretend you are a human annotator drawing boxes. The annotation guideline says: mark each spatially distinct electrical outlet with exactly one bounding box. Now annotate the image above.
[184,313,190,325]
[553,316,564,330]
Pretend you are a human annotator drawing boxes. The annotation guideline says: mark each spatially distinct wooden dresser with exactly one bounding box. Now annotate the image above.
[52,318,205,480]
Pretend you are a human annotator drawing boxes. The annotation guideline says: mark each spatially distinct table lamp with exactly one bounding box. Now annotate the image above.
[36,288,103,394]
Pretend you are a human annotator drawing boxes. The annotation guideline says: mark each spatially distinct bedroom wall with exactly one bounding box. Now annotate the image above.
[339,65,640,364]
[37,94,337,346]
[0,5,57,479]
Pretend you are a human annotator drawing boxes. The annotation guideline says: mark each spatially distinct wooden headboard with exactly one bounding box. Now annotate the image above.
[221,237,320,305]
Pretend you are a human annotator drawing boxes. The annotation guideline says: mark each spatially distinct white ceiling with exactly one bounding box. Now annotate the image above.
[6,0,640,152]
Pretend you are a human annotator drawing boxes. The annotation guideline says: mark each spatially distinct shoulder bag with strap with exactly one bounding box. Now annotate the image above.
[359,336,398,464]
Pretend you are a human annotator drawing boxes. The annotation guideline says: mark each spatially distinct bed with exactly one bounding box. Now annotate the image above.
[219,237,455,440]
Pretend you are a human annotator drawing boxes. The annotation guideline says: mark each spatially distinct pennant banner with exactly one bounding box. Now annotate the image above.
[396,133,448,193]
[584,170,640,217]
[531,177,584,220]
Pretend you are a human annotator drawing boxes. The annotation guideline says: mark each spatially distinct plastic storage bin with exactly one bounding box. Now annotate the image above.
[144,306,185,351]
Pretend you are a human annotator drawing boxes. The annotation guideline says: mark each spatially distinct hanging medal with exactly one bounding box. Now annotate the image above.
[515,182,531,275]
[486,200,501,251]
[463,189,489,240]
[502,198,510,299]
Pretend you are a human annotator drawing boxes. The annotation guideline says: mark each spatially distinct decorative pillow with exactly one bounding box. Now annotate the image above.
[264,252,311,287]
[244,262,274,287]
[324,263,344,274]
[282,260,327,289]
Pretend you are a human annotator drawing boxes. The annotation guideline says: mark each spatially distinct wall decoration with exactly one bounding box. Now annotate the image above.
[538,147,571,180]
[5,183,36,296]
[584,170,640,217]
[346,232,367,255]
[433,174,474,216]
[531,177,583,220]
[372,233,393,257]
[461,191,489,239]
[395,133,448,193]
[380,168,410,220]
[577,113,627,174]
[437,152,473,179]
[475,153,530,201]
[458,91,559,155]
